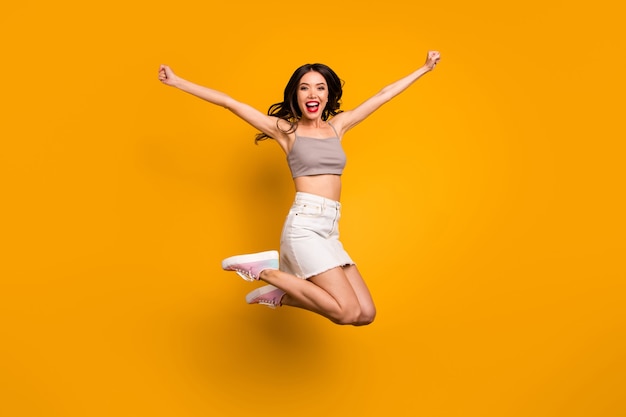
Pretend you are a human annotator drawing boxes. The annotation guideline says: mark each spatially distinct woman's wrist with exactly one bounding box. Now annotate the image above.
[171,77,188,90]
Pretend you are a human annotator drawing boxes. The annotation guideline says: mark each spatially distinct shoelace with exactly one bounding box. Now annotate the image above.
[234,268,256,281]
[257,298,279,309]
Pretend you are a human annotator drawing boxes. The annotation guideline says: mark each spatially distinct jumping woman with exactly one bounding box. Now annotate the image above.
[158,50,440,325]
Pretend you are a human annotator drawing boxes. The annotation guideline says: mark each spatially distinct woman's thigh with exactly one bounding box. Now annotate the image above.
[308,267,359,307]
[342,265,376,317]
[308,265,375,312]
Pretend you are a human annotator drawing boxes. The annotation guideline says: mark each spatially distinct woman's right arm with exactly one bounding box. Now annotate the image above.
[158,65,286,143]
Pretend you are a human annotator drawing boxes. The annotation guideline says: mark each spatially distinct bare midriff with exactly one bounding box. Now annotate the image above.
[293,174,342,202]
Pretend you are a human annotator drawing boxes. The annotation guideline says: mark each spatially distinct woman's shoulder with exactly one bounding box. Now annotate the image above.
[327,114,350,138]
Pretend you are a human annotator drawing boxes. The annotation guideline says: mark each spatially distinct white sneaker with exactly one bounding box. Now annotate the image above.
[221,250,279,281]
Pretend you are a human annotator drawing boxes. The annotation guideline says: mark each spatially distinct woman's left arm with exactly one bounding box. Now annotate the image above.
[333,51,440,134]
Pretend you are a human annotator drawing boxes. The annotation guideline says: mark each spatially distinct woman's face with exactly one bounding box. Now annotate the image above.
[297,71,328,120]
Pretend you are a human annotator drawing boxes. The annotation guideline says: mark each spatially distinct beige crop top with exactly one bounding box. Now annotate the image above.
[287,123,347,178]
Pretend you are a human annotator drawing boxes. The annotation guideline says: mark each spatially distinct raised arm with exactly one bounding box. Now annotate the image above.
[332,51,440,135]
[158,65,285,142]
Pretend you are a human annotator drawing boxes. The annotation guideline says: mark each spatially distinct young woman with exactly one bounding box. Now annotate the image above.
[158,51,440,326]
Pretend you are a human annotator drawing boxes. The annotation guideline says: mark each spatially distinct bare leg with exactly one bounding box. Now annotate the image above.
[259,265,375,326]
[340,265,376,325]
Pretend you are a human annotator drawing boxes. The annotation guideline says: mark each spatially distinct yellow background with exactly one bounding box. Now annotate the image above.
[1,0,624,416]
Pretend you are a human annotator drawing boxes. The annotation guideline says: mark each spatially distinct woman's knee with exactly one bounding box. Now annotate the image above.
[330,304,362,325]
[354,304,376,326]
[331,303,376,326]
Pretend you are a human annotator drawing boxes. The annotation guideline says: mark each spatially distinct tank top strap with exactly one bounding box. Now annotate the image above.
[328,122,340,140]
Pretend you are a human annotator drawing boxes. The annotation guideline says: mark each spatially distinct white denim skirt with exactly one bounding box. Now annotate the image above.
[279,192,355,279]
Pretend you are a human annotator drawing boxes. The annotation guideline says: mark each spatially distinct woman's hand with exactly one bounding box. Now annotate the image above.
[424,50,441,71]
[158,64,179,87]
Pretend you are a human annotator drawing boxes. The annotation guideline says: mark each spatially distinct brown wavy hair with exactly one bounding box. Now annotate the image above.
[255,63,344,143]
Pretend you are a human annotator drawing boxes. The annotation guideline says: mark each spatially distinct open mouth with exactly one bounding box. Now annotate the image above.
[305,101,320,112]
